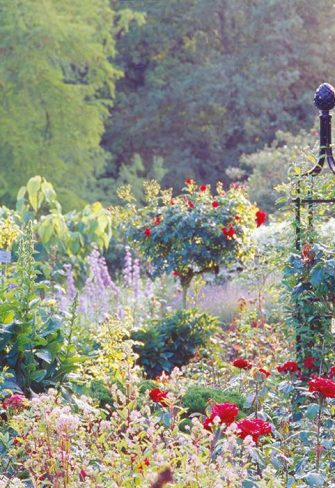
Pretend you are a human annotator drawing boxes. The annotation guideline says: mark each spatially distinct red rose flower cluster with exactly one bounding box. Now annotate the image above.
[233,358,252,370]
[255,209,267,227]
[328,366,335,378]
[309,376,335,398]
[258,368,271,378]
[303,356,317,369]
[222,225,236,239]
[236,418,272,444]
[2,394,28,410]
[277,361,299,374]
[203,402,239,431]
[149,388,169,406]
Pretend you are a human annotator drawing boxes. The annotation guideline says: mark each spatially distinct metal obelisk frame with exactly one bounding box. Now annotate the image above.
[294,83,335,358]
[295,83,335,250]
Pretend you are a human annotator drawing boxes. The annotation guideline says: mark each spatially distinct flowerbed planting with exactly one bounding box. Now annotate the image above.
[1,176,335,487]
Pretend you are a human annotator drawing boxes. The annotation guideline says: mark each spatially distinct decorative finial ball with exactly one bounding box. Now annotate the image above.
[314,83,335,111]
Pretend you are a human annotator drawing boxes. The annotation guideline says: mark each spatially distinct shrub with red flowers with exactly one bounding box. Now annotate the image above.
[308,376,335,398]
[277,361,299,374]
[233,358,252,370]
[125,180,261,307]
[236,418,272,444]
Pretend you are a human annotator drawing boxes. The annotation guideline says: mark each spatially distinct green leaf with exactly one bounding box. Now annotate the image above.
[35,350,53,364]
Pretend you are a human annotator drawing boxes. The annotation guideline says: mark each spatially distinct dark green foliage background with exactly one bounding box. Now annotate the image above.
[1,0,334,208]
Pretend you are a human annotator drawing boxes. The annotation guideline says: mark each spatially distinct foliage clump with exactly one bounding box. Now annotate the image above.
[132,308,218,378]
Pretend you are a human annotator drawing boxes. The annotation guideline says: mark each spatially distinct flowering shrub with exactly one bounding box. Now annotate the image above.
[124,180,264,306]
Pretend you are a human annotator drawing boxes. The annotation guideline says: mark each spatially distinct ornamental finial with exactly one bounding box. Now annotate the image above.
[314,83,335,112]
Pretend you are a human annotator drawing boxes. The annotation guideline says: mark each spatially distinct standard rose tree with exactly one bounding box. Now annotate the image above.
[125,180,266,307]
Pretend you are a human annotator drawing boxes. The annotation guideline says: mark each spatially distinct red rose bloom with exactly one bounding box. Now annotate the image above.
[222,225,236,239]
[212,201,219,208]
[185,178,194,186]
[211,402,239,425]
[303,356,317,369]
[172,270,180,277]
[79,469,87,482]
[2,394,27,410]
[149,388,169,406]
[328,366,335,378]
[302,243,315,264]
[309,376,335,398]
[233,358,252,370]
[203,416,214,431]
[258,368,271,378]
[144,228,151,237]
[277,361,299,374]
[255,209,267,227]
[237,418,272,443]
[187,200,195,208]
[234,216,241,221]
[199,185,207,191]
[153,216,161,225]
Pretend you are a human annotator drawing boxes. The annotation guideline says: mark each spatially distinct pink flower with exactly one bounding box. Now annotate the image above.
[2,394,28,410]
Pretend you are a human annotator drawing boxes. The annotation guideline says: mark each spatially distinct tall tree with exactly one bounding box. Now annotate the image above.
[103,0,335,192]
[0,0,138,209]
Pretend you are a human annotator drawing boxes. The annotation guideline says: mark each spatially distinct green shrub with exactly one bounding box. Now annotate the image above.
[132,309,218,378]
[182,386,246,416]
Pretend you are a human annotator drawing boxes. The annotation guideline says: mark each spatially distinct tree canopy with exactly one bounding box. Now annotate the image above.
[102,0,335,195]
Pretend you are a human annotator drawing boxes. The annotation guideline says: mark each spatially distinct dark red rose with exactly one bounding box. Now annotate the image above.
[303,356,317,369]
[2,394,28,410]
[187,200,195,208]
[234,216,241,221]
[203,416,214,431]
[237,418,272,443]
[153,216,161,225]
[211,402,239,425]
[255,209,267,227]
[185,178,194,186]
[79,469,87,482]
[212,201,219,208]
[199,185,207,191]
[258,368,271,378]
[144,458,150,466]
[149,388,169,406]
[233,358,252,370]
[301,243,314,263]
[144,228,151,237]
[277,361,299,374]
[328,366,335,378]
[172,270,180,277]
[309,376,335,398]
[222,225,236,239]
